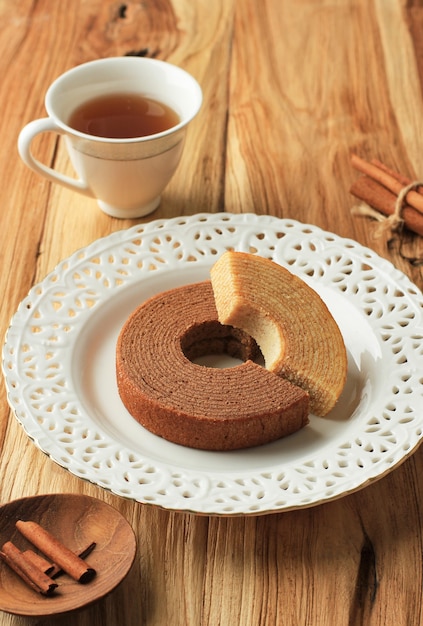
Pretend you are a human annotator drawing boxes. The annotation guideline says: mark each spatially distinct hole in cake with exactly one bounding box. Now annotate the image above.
[181,320,263,369]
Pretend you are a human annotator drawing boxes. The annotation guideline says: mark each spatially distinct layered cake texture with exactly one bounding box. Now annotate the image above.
[116,252,347,450]
[116,281,309,450]
[210,252,347,416]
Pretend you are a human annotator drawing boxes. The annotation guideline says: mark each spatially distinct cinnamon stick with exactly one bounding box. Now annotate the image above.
[351,154,423,214]
[51,542,97,579]
[371,159,415,187]
[16,520,96,584]
[350,175,423,236]
[1,542,58,596]
[23,549,55,576]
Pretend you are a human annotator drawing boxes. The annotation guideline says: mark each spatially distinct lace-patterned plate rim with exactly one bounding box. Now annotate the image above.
[3,212,423,516]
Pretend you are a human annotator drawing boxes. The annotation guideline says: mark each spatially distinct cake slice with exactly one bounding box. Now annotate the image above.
[210,251,347,416]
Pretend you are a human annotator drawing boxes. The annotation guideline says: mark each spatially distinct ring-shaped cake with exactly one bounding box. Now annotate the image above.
[116,281,310,450]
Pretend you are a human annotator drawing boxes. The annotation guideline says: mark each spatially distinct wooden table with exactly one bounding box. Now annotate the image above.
[1,1,423,624]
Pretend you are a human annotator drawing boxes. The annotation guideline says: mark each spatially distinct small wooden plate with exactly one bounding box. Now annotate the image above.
[0,493,136,617]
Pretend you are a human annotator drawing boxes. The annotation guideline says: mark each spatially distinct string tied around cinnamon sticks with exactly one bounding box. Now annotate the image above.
[350,154,423,239]
[352,180,423,238]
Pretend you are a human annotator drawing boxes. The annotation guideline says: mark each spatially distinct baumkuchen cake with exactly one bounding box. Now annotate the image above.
[116,281,309,450]
[210,251,347,416]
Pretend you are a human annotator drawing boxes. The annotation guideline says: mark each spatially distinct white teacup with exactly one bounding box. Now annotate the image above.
[18,57,202,218]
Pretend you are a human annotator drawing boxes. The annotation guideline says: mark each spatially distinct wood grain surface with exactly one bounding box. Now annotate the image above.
[1,1,423,624]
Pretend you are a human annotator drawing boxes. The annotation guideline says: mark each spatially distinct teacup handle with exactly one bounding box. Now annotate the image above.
[17,118,93,197]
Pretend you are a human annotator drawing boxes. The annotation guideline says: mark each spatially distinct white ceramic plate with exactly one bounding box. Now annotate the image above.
[3,213,423,515]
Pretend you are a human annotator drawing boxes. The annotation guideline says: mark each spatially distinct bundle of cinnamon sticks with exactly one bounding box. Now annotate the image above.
[350,154,423,237]
[0,520,96,596]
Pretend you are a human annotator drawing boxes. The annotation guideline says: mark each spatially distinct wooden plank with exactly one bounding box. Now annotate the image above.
[1,1,423,625]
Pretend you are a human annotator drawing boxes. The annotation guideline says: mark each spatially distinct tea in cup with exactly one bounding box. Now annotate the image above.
[18,57,202,218]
